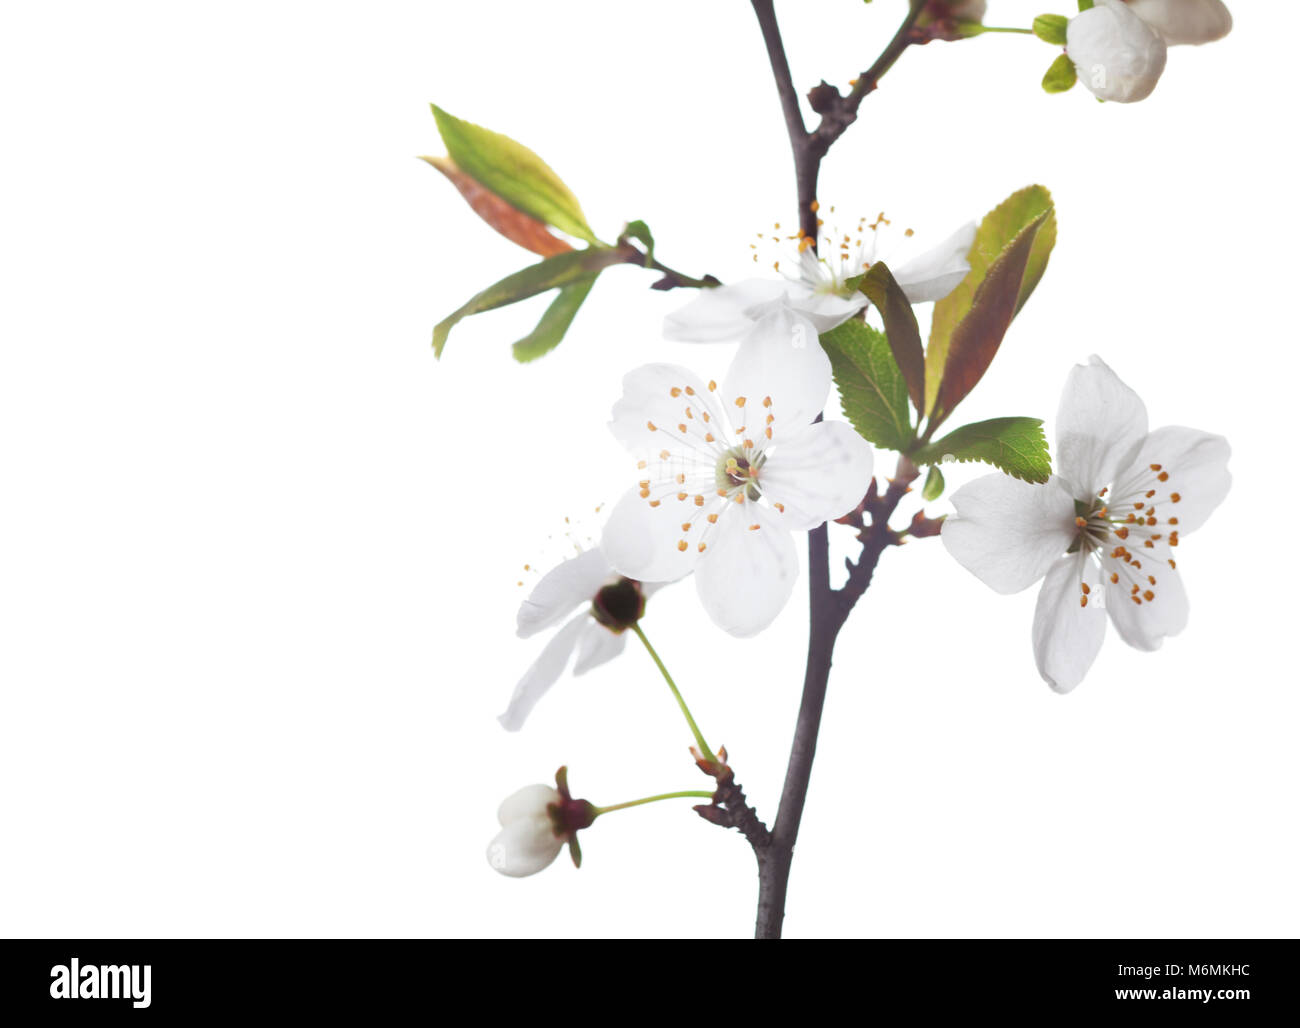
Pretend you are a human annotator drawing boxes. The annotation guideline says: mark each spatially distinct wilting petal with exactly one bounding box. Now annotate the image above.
[796,289,869,334]
[602,487,702,585]
[1068,0,1167,103]
[662,278,791,343]
[1113,426,1231,535]
[1105,557,1189,651]
[694,502,798,637]
[608,362,717,456]
[723,307,830,434]
[891,221,976,303]
[572,618,627,675]
[1055,356,1149,497]
[1127,0,1231,45]
[498,614,587,732]
[516,548,612,639]
[1032,554,1108,693]
[942,474,1077,594]
[760,421,874,530]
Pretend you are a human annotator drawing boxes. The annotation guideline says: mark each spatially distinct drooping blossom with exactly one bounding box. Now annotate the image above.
[486,768,595,878]
[603,308,873,637]
[942,356,1230,692]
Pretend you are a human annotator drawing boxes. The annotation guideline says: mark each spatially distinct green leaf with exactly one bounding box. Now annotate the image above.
[431,104,597,244]
[922,464,945,502]
[820,319,914,452]
[511,275,598,363]
[1077,0,1095,10]
[1042,53,1078,93]
[857,262,925,413]
[926,185,1057,415]
[432,246,623,358]
[1033,14,1069,45]
[913,417,1051,484]
[618,220,655,265]
[930,212,1050,427]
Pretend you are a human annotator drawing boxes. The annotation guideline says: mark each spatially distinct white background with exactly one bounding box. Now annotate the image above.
[2,1,1295,939]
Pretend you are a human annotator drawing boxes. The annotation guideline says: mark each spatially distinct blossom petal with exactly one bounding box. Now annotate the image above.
[572,618,627,676]
[722,307,830,434]
[1067,0,1167,104]
[662,278,790,343]
[608,362,717,456]
[497,784,561,826]
[1055,355,1149,497]
[516,548,612,639]
[1105,558,1189,652]
[498,614,587,732]
[891,221,977,303]
[1032,554,1108,693]
[1114,426,1231,535]
[601,487,701,585]
[694,502,798,637]
[796,289,869,334]
[942,474,1077,594]
[487,818,564,878]
[760,420,874,530]
[1126,0,1231,46]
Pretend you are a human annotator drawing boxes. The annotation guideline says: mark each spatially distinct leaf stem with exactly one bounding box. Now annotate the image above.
[631,623,717,764]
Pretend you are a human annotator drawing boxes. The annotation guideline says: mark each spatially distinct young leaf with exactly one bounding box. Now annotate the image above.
[922,464,945,502]
[1042,54,1078,93]
[857,262,925,413]
[618,220,655,264]
[432,246,623,357]
[430,104,597,244]
[930,213,1049,427]
[926,185,1057,414]
[820,320,914,452]
[1033,14,1069,46]
[913,417,1051,484]
[512,275,598,363]
[420,156,573,258]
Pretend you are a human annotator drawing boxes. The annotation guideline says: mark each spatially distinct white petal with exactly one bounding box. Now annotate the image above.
[723,307,830,434]
[498,614,587,732]
[891,221,976,303]
[1126,0,1231,45]
[487,818,564,878]
[516,548,612,639]
[1032,554,1108,693]
[794,290,869,334]
[572,618,627,676]
[1105,557,1189,652]
[662,278,791,343]
[942,474,1077,594]
[497,784,561,826]
[760,420,874,530]
[1114,426,1230,535]
[1067,0,1167,103]
[601,487,702,585]
[694,502,798,637]
[608,362,717,456]
[1055,355,1149,497]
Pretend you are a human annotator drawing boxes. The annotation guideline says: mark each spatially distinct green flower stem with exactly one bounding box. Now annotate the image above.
[631,623,717,764]
[971,26,1035,35]
[593,791,715,817]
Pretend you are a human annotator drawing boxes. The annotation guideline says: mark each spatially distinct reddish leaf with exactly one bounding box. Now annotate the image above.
[422,155,573,258]
[858,261,925,413]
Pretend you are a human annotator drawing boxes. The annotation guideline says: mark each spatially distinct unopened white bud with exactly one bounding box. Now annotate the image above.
[487,785,564,878]
[1068,0,1168,103]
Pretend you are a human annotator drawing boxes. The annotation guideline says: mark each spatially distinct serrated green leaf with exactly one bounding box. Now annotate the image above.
[1033,14,1069,45]
[857,262,925,413]
[432,246,622,358]
[511,275,597,362]
[431,104,597,244]
[930,212,1049,428]
[1042,53,1078,93]
[926,185,1057,414]
[922,464,945,502]
[820,320,913,452]
[913,417,1051,483]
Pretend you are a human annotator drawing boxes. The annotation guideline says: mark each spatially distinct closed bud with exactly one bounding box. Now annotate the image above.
[1067,0,1167,103]
[486,767,597,878]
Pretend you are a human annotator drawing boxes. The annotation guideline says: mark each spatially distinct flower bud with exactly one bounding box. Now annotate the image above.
[918,0,988,42]
[1125,0,1232,46]
[1067,0,1168,103]
[486,767,597,878]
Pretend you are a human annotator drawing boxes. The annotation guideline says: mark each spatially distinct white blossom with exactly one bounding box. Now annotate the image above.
[486,785,564,878]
